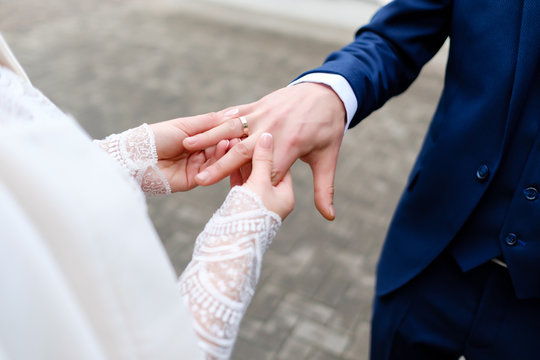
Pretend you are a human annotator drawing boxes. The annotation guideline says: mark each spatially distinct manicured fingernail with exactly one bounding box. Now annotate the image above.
[260,133,272,149]
[225,108,239,116]
[196,170,209,183]
[185,136,198,145]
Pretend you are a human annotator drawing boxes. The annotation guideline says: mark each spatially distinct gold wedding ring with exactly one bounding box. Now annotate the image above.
[239,116,249,137]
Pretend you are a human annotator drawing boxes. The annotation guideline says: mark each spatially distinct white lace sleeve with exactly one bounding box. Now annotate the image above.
[94,124,171,196]
[179,186,282,360]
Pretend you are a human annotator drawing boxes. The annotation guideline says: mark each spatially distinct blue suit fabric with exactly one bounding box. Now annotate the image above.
[370,251,540,359]
[299,0,540,299]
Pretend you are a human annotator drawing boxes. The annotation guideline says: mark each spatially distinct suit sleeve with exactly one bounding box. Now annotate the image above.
[297,0,451,128]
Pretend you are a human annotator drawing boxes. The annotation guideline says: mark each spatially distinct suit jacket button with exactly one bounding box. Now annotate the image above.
[524,186,538,201]
[476,164,490,181]
[504,233,518,246]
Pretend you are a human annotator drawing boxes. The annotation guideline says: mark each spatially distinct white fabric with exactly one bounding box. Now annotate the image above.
[95,125,281,359]
[0,65,281,360]
[0,180,107,360]
[0,66,202,360]
[180,186,281,359]
[94,124,172,196]
[289,72,357,133]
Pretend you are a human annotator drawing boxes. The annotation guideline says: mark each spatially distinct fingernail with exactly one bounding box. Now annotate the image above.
[196,170,209,183]
[225,108,239,116]
[270,169,279,185]
[185,136,198,145]
[260,133,272,149]
[328,205,335,220]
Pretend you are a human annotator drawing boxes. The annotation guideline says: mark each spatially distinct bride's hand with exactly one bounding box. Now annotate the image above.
[230,133,294,220]
[149,114,228,192]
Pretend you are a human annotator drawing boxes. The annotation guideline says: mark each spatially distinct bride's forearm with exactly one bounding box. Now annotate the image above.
[93,124,171,196]
[178,186,281,360]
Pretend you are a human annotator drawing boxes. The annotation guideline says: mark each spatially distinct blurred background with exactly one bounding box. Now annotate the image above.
[0,0,445,358]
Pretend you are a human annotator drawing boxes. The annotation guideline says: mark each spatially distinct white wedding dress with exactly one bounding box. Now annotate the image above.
[0,64,281,360]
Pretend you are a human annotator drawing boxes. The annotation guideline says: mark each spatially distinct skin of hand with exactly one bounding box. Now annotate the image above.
[234,133,295,220]
[182,83,346,220]
[149,114,230,192]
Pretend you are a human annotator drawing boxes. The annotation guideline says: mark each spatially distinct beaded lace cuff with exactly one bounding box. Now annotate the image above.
[94,124,171,196]
[179,186,281,359]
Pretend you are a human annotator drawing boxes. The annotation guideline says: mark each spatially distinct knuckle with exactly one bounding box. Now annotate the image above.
[328,185,335,197]
[211,160,225,174]
[226,118,239,133]
[184,112,219,134]
[207,111,221,125]
[253,152,272,165]
[314,184,334,197]
[199,131,212,144]
[288,134,303,152]
[233,141,252,160]
[176,121,192,136]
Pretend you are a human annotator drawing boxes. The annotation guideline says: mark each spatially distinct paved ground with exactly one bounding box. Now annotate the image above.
[1,0,445,358]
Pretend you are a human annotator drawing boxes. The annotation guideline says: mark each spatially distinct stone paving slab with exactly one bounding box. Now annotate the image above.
[1,0,445,358]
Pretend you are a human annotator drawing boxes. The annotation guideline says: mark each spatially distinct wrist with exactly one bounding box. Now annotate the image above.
[224,186,283,224]
[290,73,356,132]
[295,82,346,131]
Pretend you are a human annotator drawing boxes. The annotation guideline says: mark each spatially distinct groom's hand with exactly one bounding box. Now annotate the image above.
[183,83,346,220]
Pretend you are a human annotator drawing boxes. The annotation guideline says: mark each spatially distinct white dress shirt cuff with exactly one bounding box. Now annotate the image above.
[289,73,358,133]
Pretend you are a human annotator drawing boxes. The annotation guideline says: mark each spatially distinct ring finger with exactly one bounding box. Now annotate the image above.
[184,115,250,151]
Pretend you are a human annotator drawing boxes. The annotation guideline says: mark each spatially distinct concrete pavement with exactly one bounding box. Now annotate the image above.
[1,0,445,358]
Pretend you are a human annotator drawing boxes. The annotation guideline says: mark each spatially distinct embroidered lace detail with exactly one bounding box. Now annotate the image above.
[94,124,171,196]
[0,65,281,359]
[179,186,281,360]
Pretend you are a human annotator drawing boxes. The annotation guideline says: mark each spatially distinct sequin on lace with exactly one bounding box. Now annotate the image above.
[179,186,281,360]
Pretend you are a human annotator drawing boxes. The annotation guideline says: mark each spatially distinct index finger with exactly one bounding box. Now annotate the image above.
[195,136,257,186]
[169,112,225,138]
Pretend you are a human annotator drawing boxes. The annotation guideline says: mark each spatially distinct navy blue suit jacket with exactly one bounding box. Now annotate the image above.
[300,0,540,297]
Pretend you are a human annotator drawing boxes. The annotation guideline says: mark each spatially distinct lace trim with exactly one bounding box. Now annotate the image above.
[94,124,171,196]
[0,65,282,359]
[179,186,281,359]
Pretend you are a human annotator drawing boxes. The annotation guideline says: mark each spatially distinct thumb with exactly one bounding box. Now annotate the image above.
[248,133,274,185]
[310,152,338,221]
